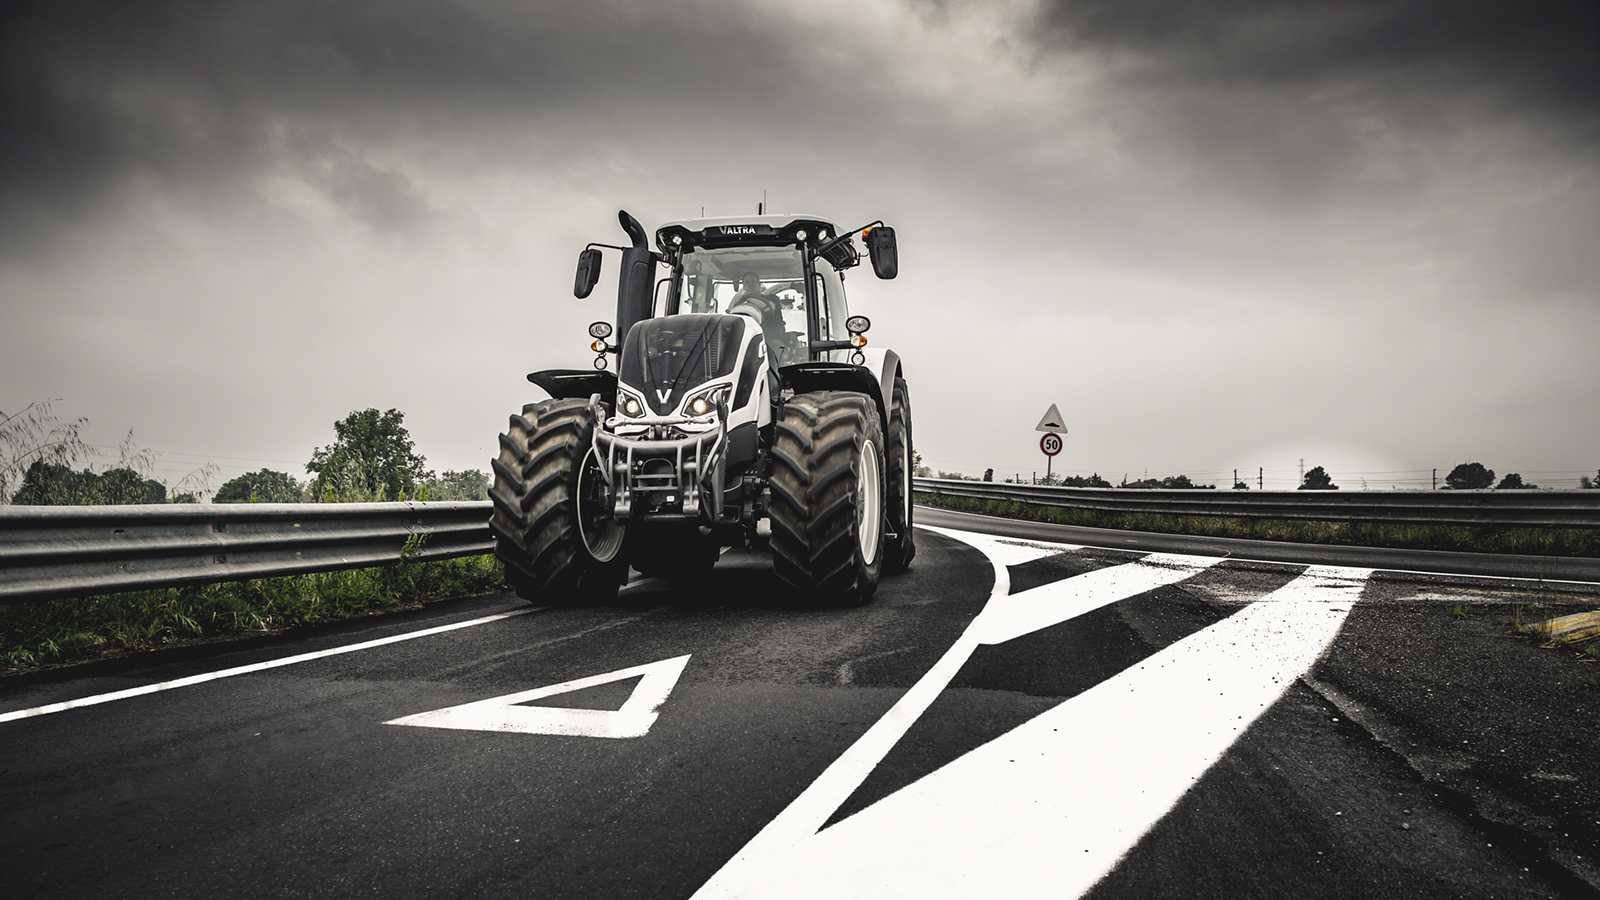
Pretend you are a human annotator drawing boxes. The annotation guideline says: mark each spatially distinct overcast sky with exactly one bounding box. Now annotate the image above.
[3,0,1597,493]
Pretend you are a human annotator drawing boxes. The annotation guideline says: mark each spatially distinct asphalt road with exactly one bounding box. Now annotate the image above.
[3,510,1597,898]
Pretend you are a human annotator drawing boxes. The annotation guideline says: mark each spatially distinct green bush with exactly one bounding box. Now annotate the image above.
[0,553,507,672]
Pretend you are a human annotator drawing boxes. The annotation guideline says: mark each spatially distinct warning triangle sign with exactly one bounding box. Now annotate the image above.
[384,654,690,739]
[1035,403,1067,433]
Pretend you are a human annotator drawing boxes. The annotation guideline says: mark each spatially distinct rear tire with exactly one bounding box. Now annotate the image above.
[883,375,916,575]
[489,399,625,605]
[769,391,885,606]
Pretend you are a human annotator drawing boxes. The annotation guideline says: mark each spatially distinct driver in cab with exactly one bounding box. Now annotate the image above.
[728,272,799,363]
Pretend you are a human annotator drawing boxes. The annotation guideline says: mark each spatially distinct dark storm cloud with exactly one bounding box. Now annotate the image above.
[1039,0,1599,117]
[0,0,857,253]
[1026,0,1600,206]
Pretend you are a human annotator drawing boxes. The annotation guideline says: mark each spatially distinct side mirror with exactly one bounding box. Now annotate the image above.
[866,226,897,279]
[574,248,602,298]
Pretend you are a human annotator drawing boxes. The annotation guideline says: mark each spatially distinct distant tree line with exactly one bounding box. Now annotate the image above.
[216,408,490,503]
[3,402,489,506]
[927,460,1600,491]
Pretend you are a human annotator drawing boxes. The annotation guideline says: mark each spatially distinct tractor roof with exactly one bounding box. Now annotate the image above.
[654,214,857,269]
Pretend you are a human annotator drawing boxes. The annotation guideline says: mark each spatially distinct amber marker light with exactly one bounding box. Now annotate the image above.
[850,334,868,348]
[591,339,608,352]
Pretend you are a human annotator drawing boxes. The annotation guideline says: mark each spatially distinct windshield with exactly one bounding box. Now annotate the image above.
[676,246,809,367]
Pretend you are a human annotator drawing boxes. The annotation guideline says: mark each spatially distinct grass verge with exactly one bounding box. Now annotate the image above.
[917,492,1600,558]
[1,554,506,674]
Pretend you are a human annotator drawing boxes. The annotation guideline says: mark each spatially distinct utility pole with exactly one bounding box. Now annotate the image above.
[1233,468,1238,489]
[1299,458,1305,487]
[1259,467,1264,490]
[1433,468,1437,490]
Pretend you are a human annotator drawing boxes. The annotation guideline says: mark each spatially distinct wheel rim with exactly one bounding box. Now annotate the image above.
[577,447,625,562]
[858,439,882,565]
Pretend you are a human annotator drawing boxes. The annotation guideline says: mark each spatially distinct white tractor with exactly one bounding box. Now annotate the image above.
[490,210,913,606]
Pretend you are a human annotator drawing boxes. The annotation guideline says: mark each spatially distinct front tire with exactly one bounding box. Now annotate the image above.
[769,391,885,606]
[488,399,625,605]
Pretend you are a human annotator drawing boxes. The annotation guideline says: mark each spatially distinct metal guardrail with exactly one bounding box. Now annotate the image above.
[7,483,1597,604]
[0,501,494,604]
[913,479,1600,528]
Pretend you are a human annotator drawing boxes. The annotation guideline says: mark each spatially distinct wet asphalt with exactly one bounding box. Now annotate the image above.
[1,510,1596,898]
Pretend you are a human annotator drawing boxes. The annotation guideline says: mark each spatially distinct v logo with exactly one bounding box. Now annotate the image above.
[656,389,672,404]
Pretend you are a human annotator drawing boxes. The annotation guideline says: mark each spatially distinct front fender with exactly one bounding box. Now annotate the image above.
[779,355,896,437]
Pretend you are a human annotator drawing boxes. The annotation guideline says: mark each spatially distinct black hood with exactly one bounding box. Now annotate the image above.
[618,314,747,415]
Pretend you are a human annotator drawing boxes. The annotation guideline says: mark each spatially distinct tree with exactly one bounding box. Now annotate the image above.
[10,462,154,505]
[1158,474,1214,489]
[982,468,994,482]
[1234,480,1250,490]
[1582,473,1596,489]
[423,469,490,501]
[1299,466,1338,490]
[1495,473,1536,490]
[1444,462,1494,490]
[215,469,305,503]
[912,450,930,478]
[306,408,431,501]
[1,399,91,503]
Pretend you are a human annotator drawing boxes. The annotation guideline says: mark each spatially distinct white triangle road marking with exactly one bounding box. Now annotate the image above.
[384,654,691,739]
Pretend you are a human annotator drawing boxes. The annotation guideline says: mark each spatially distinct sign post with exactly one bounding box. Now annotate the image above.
[1035,404,1066,484]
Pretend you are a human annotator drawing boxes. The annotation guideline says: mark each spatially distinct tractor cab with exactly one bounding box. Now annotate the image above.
[654,215,858,369]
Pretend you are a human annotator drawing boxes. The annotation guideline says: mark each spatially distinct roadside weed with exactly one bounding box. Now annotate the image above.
[0,554,506,672]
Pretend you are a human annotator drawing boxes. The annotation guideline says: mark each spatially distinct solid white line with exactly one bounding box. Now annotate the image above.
[713,565,1370,899]
[689,529,1011,899]
[0,607,538,724]
[692,526,1220,899]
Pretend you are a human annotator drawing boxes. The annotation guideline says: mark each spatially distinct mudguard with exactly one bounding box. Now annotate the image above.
[779,346,901,435]
[528,369,619,401]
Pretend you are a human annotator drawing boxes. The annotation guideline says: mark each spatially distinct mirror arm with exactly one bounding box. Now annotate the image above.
[811,220,883,260]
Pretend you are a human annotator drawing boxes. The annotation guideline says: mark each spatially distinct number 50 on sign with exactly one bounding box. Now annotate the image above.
[1039,433,1062,457]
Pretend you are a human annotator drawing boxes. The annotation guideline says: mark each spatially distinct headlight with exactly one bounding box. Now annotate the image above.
[684,385,728,417]
[618,390,645,417]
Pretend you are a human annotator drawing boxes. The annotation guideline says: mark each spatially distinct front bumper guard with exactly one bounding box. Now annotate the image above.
[590,395,728,522]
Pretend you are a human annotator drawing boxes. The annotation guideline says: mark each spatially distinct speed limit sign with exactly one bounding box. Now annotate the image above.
[1039,433,1062,457]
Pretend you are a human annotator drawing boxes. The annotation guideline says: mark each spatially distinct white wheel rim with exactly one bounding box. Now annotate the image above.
[577,447,625,562]
[858,439,882,565]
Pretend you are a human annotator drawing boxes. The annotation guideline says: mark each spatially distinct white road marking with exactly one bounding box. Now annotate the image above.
[384,654,691,738]
[693,526,1221,899]
[935,528,1080,567]
[973,551,1218,645]
[725,565,1370,899]
[0,608,537,724]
